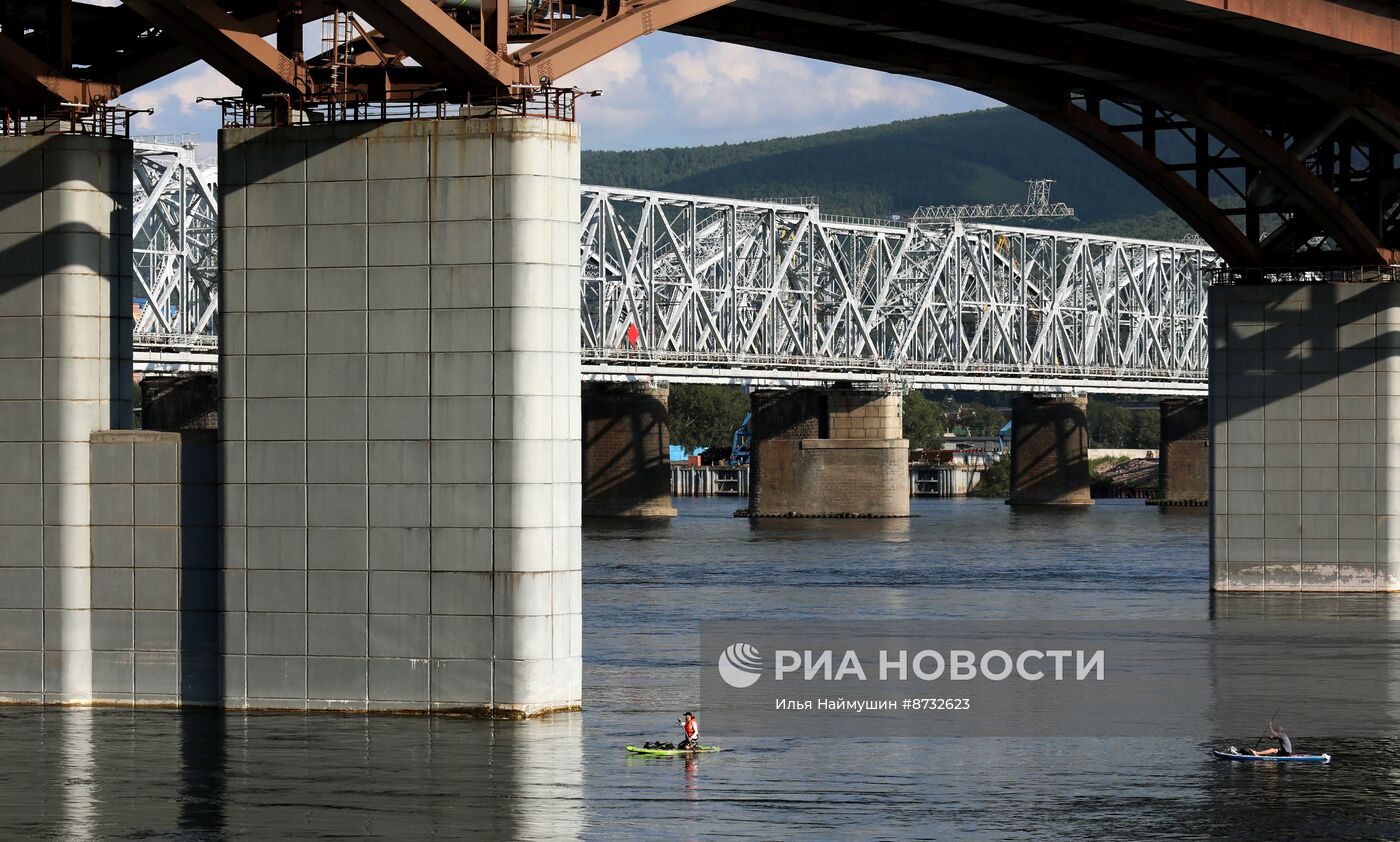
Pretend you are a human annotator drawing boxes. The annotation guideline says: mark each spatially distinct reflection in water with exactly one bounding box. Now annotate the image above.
[60,708,95,842]
[511,714,585,840]
[11,498,1400,838]
[179,709,226,835]
[5,709,586,839]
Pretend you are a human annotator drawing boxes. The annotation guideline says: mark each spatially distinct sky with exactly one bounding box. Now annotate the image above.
[119,30,999,152]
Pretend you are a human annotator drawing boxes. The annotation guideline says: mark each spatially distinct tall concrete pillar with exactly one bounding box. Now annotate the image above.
[1153,397,1207,505]
[0,135,133,703]
[219,117,581,714]
[748,387,908,517]
[581,382,676,517]
[1211,282,1400,592]
[1008,395,1091,506]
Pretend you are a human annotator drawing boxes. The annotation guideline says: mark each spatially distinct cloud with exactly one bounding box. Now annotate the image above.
[563,43,655,141]
[117,32,996,152]
[121,62,239,140]
[566,35,995,149]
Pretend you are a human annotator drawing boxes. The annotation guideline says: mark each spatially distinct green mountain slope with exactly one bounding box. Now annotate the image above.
[581,106,1177,230]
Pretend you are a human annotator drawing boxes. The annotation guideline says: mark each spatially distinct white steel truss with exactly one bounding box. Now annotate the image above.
[127,168,1213,393]
[132,138,219,358]
[580,186,1212,394]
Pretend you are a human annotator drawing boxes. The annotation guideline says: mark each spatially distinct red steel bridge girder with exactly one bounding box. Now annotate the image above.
[1,0,1400,269]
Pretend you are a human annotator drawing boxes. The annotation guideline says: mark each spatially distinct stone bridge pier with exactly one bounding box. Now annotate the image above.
[747,386,908,518]
[1154,397,1208,506]
[580,382,677,518]
[579,378,677,512]
[1007,395,1092,506]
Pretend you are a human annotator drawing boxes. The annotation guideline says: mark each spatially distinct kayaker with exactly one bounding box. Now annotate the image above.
[1249,724,1293,757]
[678,712,700,750]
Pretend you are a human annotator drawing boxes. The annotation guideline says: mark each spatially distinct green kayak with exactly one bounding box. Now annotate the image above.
[626,745,724,756]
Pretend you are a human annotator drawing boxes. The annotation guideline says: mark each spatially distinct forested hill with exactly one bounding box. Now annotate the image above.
[581,107,1193,238]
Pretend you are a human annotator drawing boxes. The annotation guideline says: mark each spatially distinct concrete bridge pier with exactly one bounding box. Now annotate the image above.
[747,386,908,517]
[1211,282,1400,592]
[581,382,677,518]
[218,116,582,713]
[1152,398,1208,505]
[0,134,134,703]
[1007,395,1092,506]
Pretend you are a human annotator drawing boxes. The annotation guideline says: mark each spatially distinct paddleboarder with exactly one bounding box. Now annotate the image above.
[638,712,702,752]
[1249,723,1293,757]
[678,712,701,750]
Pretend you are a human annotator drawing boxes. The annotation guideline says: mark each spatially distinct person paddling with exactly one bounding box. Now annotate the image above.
[678,711,700,750]
[639,712,702,751]
[1249,723,1293,757]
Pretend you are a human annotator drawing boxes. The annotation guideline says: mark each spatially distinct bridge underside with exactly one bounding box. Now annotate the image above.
[675,0,1400,270]
[5,1,1400,268]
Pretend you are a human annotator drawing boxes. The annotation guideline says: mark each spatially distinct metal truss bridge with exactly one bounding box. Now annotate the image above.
[581,188,1211,395]
[133,150,1213,395]
[132,138,220,373]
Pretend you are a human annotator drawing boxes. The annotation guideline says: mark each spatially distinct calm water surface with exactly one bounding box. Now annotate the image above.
[5,498,1400,840]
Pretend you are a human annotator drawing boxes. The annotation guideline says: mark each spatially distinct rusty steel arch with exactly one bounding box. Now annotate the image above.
[4,1,1400,269]
[673,0,1400,270]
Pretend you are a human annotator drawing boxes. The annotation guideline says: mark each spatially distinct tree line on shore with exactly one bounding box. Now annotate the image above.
[667,385,1161,454]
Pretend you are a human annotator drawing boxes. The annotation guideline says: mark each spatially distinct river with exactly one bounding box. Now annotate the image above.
[5,498,1398,839]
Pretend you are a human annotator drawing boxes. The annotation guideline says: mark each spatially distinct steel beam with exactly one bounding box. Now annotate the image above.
[133,141,220,344]
[46,0,71,72]
[1184,94,1395,264]
[516,0,735,84]
[1044,100,1262,266]
[481,0,508,56]
[121,0,312,94]
[0,30,119,108]
[276,0,304,58]
[1176,0,1400,56]
[338,0,513,92]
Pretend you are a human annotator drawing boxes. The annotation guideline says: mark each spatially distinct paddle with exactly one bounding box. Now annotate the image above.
[1251,707,1281,753]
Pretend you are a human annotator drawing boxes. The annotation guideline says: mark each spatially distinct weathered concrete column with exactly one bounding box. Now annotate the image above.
[1211,283,1400,592]
[1008,395,1092,506]
[219,117,581,714]
[0,135,134,703]
[748,387,908,517]
[1152,397,1207,505]
[581,382,677,517]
